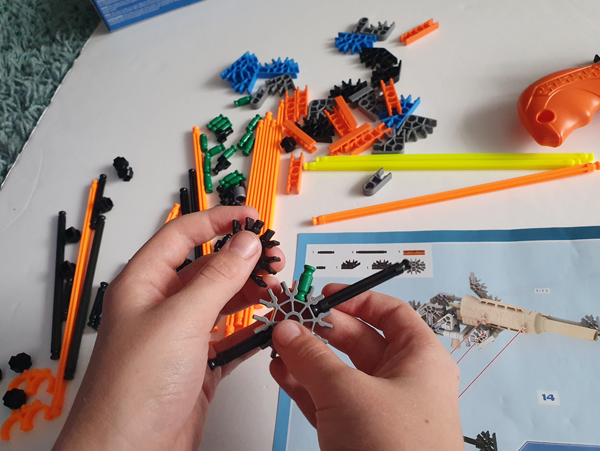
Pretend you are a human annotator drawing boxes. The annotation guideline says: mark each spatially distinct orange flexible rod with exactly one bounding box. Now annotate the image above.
[313,162,600,225]
[193,127,212,255]
[165,203,181,224]
[51,180,98,417]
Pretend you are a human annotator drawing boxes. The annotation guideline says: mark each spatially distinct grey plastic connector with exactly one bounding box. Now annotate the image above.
[266,74,296,96]
[250,85,269,110]
[363,168,391,196]
[307,99,336,120]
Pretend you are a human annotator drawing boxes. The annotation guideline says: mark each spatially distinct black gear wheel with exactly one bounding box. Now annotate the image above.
[214,218,280,287]
[328,79,368,102]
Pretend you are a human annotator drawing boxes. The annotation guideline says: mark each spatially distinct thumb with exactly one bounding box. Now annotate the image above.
[172,230,262,324]
[272,320,350,404]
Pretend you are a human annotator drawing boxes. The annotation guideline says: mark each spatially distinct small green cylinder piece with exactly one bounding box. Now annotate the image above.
[208,143,226,157]
[200,134,208,153]
[295,265,316,302]
[204,172,213,194]
[242,136,255,156]
[219,170,246,189]
[203,155,212,174]
[223,145,237,160]
[212,117,229,130]
[207,115,224,131]
[234,95,253,107]
[246,114,261,132]
[237,131,253,150]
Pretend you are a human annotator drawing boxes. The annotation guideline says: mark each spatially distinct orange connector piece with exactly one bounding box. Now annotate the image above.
[399,19,439,45]
[1,400,53,441]
[287,152,304,194]
[283,120,317,153]
[283,86,309,123]
[164,203,181,224]
[328,123,390,156]
[324,96,358,137]
[380,79,402,117]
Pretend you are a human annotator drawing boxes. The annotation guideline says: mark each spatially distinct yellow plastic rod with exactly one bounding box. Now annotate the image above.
[315,152,594,162]
[312,162,600,225]
[305,159,580,171]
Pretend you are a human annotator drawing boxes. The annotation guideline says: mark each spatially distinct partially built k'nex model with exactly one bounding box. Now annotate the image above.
[410,273,599,350]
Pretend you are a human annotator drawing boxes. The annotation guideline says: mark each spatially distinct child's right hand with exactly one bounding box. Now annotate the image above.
[270,286,465,451]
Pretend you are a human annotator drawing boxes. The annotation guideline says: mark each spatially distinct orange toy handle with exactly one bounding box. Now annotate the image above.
[518,60,600,147]
[313,162,600,225]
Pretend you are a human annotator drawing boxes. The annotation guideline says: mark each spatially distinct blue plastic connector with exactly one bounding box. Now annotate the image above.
[257,57,300,79]
[334,33,377,54]
[221,52,260,94]
[380,95,421,129]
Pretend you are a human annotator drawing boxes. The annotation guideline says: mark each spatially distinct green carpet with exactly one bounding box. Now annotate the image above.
[0,0,100,187]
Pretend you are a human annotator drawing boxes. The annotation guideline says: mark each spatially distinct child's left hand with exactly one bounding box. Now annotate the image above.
[54,206,284,451]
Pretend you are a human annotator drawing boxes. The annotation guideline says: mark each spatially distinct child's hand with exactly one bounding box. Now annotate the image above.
[270,286,464,451]
[54,206,284,451]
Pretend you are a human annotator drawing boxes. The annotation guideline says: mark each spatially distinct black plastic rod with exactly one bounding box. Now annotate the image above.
[207,261,410,371]
[51,211,67,360]
[64,215,106,380]
[207,328,273,371]
[188,169,203,259]
[90,174,107,229]
[88,282,108,330]
[311,260,411,315]
[180,187,191,216]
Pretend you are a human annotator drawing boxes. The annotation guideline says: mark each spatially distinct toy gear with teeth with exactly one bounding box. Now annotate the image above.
[253,281,333,345]
[214,218,281,287]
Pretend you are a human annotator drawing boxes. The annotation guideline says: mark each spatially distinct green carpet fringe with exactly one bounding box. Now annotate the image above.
[0,0,100,187]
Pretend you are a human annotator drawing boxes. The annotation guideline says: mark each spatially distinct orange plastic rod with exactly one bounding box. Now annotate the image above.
[193,126,211,255]
[399,19,439,45]
[312,162,600,225]
[287,152,304,194]
[165,203,181,224]
[518,60,600,147]
[50,180,98,417]
[283,120,317,153]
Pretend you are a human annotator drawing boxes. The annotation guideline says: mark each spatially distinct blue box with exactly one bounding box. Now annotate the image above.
[92,0,205,31]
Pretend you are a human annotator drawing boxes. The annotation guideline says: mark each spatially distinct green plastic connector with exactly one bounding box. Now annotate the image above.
[203,154,212,174]
[212,116,229,131]
[204,172,213,194]
[219,170,246,189]
[207,143,226,157]
[207,115,225,131]
[234,95,253,107]
[236,131,253,150]
[223,145,237,160]
[295,265,316,302]
[242,136,255,157]
[246,114,261,133]
[200,134,208,153]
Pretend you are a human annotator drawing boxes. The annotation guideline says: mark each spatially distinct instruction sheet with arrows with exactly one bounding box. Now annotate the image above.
[273,226,600,451]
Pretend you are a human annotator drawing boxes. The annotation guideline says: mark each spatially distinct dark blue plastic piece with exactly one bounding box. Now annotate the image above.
[334,33,377,55]
[380,95,421,129]
[257,57,300,79]
[221,52,260,94]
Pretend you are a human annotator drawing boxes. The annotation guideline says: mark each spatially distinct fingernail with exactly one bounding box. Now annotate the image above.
[228,231,261,259]
[275,321,302,347]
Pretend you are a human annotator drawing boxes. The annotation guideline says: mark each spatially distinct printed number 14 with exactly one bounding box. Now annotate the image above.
[542,394,555,401]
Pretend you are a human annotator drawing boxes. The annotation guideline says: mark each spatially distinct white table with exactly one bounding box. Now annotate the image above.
[1,0,600,449]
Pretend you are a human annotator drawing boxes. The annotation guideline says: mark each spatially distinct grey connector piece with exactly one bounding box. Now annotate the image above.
[266,74,295,96]
[373,128,404,154]
[250,85,269,110]
[348,85,373,107]
[357,89,384,122]
[363,168,391,196]
[233,184,247,204]
[402,115,437,142]
[352,17,396,41]
[307,99,336,120]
